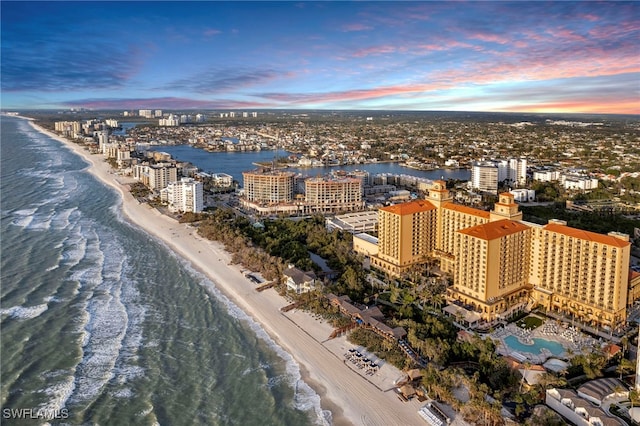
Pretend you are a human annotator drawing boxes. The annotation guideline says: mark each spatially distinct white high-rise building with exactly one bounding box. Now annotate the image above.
[139,109,153,118]
[163,177,203,213]
[509,158,527,186]
[159,114,180,127]
[154,110,163,118]
[494,159,527,187]
[104,119,119,128]
[471,162,499,193]
[97,130,110,150]
[472,158,527,192]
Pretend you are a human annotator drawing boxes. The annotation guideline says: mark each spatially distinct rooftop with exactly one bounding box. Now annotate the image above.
[442,202,491,219]
[379,199,436,216]
[544,223,630,248]
[458,219,530,240]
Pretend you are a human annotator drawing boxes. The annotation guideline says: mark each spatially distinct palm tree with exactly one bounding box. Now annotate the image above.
[616,357,635,380]
[630,388,640,411]
[536,372,567,392]
[519,361,532,392]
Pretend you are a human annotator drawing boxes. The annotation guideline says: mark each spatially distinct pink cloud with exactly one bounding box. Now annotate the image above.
[498,99,639,115]
[258,82,445,105]
[63,97,275,110]
[341,23,373,32]
[416,39,474,52]
[468,32,510,44]
[352,45,397,58]
[579,13,600,22]
[545,28,587,42]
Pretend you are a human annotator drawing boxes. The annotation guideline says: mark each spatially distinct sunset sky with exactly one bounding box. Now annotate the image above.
[1,1,638,114]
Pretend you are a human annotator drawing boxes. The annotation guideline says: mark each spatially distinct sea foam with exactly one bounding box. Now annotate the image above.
[1,303,49,320]
[161,249,329,426]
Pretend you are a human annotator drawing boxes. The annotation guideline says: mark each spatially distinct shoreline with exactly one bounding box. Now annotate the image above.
[24,118,425,426]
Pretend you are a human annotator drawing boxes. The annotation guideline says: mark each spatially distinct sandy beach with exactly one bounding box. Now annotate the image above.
[26,120,426,426]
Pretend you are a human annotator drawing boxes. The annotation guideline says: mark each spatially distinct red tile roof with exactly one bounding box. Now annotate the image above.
[458,219,530,240]
[442,202,491,219]
[379,199,436,215]
[544,223,630,248]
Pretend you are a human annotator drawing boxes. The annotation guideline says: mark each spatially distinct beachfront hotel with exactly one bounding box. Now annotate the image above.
[529,221,631,330]
[452,219,532,322]
[369,200,438,276]
[355,180,633,329]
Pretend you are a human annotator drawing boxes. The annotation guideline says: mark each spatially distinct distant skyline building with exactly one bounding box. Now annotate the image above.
[54,120,81,137]
[159,114,180,127]
[96,129,109,150]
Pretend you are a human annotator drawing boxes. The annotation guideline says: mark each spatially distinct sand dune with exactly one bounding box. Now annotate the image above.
[29,120,425,426]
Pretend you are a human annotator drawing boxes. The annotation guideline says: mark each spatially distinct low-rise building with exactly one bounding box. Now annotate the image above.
[325,210,378,233]
[546,387,625,426]
[284,266,317,294]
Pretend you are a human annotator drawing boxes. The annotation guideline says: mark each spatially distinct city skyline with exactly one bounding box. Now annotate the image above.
[1,1,638,114]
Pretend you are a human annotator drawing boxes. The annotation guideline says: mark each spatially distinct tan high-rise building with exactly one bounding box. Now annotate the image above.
[427,180,491,272]
[242,170,295,204]
[371,200,437,277]
[355,179,633,329]
[304,177,364,213]
[148,163,178,191]
[450,219,531,321]
[530,220,631,330]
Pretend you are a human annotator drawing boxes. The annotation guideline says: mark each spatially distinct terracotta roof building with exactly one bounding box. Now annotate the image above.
[354,179,633,329]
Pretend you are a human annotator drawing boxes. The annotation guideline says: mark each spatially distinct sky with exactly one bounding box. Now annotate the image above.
[1,1,638,114]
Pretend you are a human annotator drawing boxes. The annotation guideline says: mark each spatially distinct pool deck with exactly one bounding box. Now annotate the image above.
[490,319,600,364]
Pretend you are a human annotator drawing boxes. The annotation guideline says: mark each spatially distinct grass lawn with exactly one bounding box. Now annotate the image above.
[516,315,544,330]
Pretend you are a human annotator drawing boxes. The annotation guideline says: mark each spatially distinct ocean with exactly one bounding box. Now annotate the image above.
[0,116,323,425]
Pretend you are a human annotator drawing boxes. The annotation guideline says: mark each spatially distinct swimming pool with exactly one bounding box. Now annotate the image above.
[503,335,565,356]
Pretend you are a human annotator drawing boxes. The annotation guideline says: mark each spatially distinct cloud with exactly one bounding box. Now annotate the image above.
[203,28,222,37]
[341,23,372,32]
[60,97,275,110]
[163,69,294,94]
[1,41,144,92]
[352,45,398,58]
[467,32,510,45]
[0,5,145,93]
[255,82,444,105]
